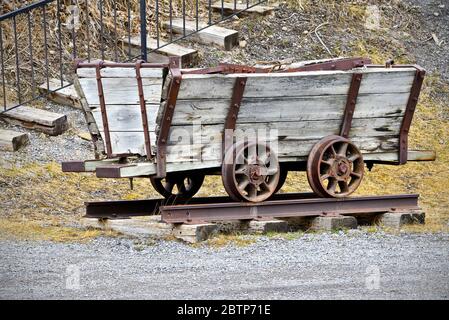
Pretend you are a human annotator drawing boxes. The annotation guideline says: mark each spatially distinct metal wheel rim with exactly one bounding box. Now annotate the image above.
[222,141,280,203]
[307,135,364,198]
[150,173,204,200]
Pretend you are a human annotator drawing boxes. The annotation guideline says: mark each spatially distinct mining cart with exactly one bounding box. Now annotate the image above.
[62,57,435,203]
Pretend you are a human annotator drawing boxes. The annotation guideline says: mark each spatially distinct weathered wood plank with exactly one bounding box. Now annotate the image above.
[2,106,68,136]
[73,76,105,157]
[120,36,198,67]
[77,67,164,79]
[78,77,163,105]
[38,79,81,109]
[163,136,399,163]
[211,1,276,16]
[92,148,429,177]
[90,104,159,132]
[0,129,29,151]
[165,117,403,147]
[96,131,157,156]
[168,93,410,125]
[164,19,239,50]
[177,68,416,100]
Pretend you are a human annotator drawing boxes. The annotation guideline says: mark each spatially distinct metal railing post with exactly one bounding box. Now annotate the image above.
[140,0,147,62]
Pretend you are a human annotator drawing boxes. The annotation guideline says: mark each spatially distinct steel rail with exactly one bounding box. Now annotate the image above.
[84,193,420,223]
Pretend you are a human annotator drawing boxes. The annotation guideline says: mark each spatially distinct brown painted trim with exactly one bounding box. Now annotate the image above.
[399,66,426,164]
[156,57,182,178]
[94,62,113,157]
[223,77,247,153]
[340,73,363,138]
[135,60,153,160]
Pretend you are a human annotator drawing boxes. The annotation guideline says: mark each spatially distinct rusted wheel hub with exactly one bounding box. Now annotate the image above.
[307,135,365,198]
[222,141,280,203]
[150,173,205,201]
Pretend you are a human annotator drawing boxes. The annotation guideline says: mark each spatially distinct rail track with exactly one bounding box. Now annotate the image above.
[85,193,421,225]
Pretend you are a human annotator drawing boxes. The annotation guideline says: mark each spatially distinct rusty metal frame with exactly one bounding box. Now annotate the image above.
[340,73,363,138]
[161,194,419,224]
[76,60,172,159]
[135,60,153,159]
[83,193,420,221]
[182,63,269,75]
[156,57,182,178]
[398,66,426,164]
[75,60,170,69]
[283,57,371,73]
[94,61,113,157]
[223,77,247,152]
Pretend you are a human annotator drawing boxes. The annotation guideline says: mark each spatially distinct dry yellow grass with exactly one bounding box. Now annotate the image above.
[0,217,120,242]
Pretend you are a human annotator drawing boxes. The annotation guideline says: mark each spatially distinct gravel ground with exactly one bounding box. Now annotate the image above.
[0,102,93,167]
[1,232,448,300]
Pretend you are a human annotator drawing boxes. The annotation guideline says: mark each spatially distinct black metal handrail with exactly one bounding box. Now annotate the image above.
[0,0,267,113]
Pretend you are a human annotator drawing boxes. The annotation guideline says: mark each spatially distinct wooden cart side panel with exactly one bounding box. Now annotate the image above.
[154,68,416,167]
[76,67,164,156]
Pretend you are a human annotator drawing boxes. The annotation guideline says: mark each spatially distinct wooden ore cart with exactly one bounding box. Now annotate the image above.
[62,57,435,203]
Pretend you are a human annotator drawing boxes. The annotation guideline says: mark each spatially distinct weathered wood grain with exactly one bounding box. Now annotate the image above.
[164,19,239,50]
[78,77,163,105]
[2,106,68,136]
[177,68,416,100]
[120,36,198,67]
[211,1,276,15]
[168,93,410,125]
[77,67,163,78]
[90,104,159,132]
[73,77,105,157]
[38,78,81,109]
[0,129,29,151]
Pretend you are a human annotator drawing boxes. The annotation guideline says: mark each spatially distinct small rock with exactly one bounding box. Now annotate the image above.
[303,30,309,35]
[239,40,247,48]
[281,26,288,31]
[439,4,445,9]
[77,131,92,141]
[434,12,440,16]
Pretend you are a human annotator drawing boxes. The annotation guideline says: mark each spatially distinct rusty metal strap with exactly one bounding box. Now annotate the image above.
[284,57,371,73]
[399,66,426,165]
[223,77,247,152]
[156,57,182,178]
[95,61,113,157]
[340,73,363,138]
[182,64,268,75]
[135,60,153,159]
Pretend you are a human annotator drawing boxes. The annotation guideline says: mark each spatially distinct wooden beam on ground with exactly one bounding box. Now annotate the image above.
[0,129,29,151]
[164,19,239,50]
[211,1,276,16]
[38,79,81,109]
[120,36,197,67]
[1,106,68,136]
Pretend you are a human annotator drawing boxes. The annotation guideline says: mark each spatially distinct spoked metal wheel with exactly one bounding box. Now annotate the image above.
[307,135,364,198]
[274,167,288,194]
[150,173,205,201]
[222,141,280,203]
